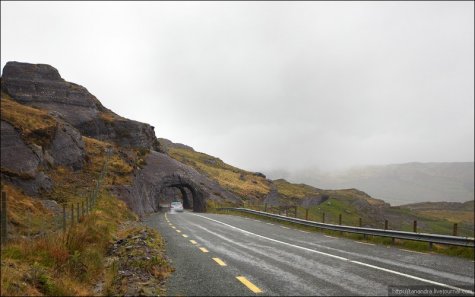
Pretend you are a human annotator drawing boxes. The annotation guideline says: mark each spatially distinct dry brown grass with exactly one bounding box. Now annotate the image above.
[1,94,57,147]
[168,147,271,199]
[1,192,137,296]
[1,184,56,236]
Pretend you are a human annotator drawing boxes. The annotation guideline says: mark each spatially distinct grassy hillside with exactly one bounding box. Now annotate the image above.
[166,143,474,238]
[168,146,271,200]
[1,93,170,295]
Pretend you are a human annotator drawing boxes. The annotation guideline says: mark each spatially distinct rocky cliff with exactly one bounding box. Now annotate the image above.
[2,62,160,151]
[1,61,241,215]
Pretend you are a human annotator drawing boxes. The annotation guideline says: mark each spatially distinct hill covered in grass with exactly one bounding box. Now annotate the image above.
[162,139,474,237]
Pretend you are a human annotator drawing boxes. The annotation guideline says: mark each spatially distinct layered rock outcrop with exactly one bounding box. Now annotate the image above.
[2,61,159,150]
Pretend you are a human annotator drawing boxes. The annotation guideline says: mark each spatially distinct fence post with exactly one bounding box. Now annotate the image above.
[1,192,7,245]
[413,220,417,233]
[71,204,74,227]
[305,209,309,220]
[264,203,267,212]
[322,212,325,223]
[453,223,458,236]
[360,218,367,239]
[384,220,389,230]
[62,204,66,234]
[81,201,84,218]
[294,206,297,218]
[338,214,342,225]
[77,203,80,223]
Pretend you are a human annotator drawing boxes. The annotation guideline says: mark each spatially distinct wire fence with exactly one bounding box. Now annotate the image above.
[1,148,112,245]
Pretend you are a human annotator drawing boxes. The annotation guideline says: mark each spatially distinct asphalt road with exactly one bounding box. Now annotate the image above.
[143,211,475,296]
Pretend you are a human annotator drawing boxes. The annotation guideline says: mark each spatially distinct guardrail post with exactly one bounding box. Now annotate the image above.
[413,220,417,233]
[264,203,267,212]
[1,192,8,245]
[322,212,325,223]
[305,209,309,220]
[71,204,74,227]
[294,206,297,218]
[453,223,458,236]
[62,204,66,234]
[384,220,388,230]
[338,214,342,225]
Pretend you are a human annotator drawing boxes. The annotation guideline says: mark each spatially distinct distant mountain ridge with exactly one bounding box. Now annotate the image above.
[265,162,474,206]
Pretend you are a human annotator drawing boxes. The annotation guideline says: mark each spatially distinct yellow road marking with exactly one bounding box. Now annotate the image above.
[199,247,209,253]
[171,226,176,229]
[190,240,197,244]
[236,276,262,293]
[182,234,188,238]
[212,258,227,266]
[176,230,181,233]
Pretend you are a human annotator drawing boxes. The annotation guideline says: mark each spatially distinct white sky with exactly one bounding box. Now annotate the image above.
[1,1,474,172]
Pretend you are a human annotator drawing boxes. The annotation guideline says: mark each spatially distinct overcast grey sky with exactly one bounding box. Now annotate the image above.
[1,1,473,172]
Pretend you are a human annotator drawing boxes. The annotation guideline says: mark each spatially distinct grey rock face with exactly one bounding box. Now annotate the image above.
[0,121,53,195]
[1,121,41,177]
[2,61,159,150]
[49,119,85,170]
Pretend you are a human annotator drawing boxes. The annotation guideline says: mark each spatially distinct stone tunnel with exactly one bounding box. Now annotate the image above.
[156,174,207,212]
[112,151,241,216]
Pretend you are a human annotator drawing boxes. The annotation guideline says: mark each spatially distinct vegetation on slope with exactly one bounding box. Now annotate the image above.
[167,143,474,239]
[0,94,57,147]
[168,146,271,200]
[1,96,171,296]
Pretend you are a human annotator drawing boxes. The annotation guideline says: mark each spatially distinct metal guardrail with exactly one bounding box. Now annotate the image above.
[217,207,475,247]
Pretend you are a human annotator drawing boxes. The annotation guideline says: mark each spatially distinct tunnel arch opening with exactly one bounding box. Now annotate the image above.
[156,174,207,212]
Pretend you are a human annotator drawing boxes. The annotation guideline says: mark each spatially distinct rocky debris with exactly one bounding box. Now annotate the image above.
[111,151,241,216]
[2,61,160,150]
[103,225,172,296]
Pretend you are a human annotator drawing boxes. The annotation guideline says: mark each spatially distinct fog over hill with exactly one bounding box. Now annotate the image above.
[264,162,474,206]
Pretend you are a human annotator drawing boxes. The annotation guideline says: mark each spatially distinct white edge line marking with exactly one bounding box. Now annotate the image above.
[192,214,474,295]
[324,235,337,239]
[354,241,375,246]
[400,249,428,255]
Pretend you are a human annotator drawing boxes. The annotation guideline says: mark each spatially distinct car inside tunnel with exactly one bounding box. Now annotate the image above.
[156,175,207,212]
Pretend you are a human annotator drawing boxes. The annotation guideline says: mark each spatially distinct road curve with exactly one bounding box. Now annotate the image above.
[143,211,474,296]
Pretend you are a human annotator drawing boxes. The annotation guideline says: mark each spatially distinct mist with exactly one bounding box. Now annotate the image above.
[1,1,473,173]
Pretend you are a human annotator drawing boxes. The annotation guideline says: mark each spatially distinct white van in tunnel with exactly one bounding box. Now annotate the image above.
[170,201,184,212]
